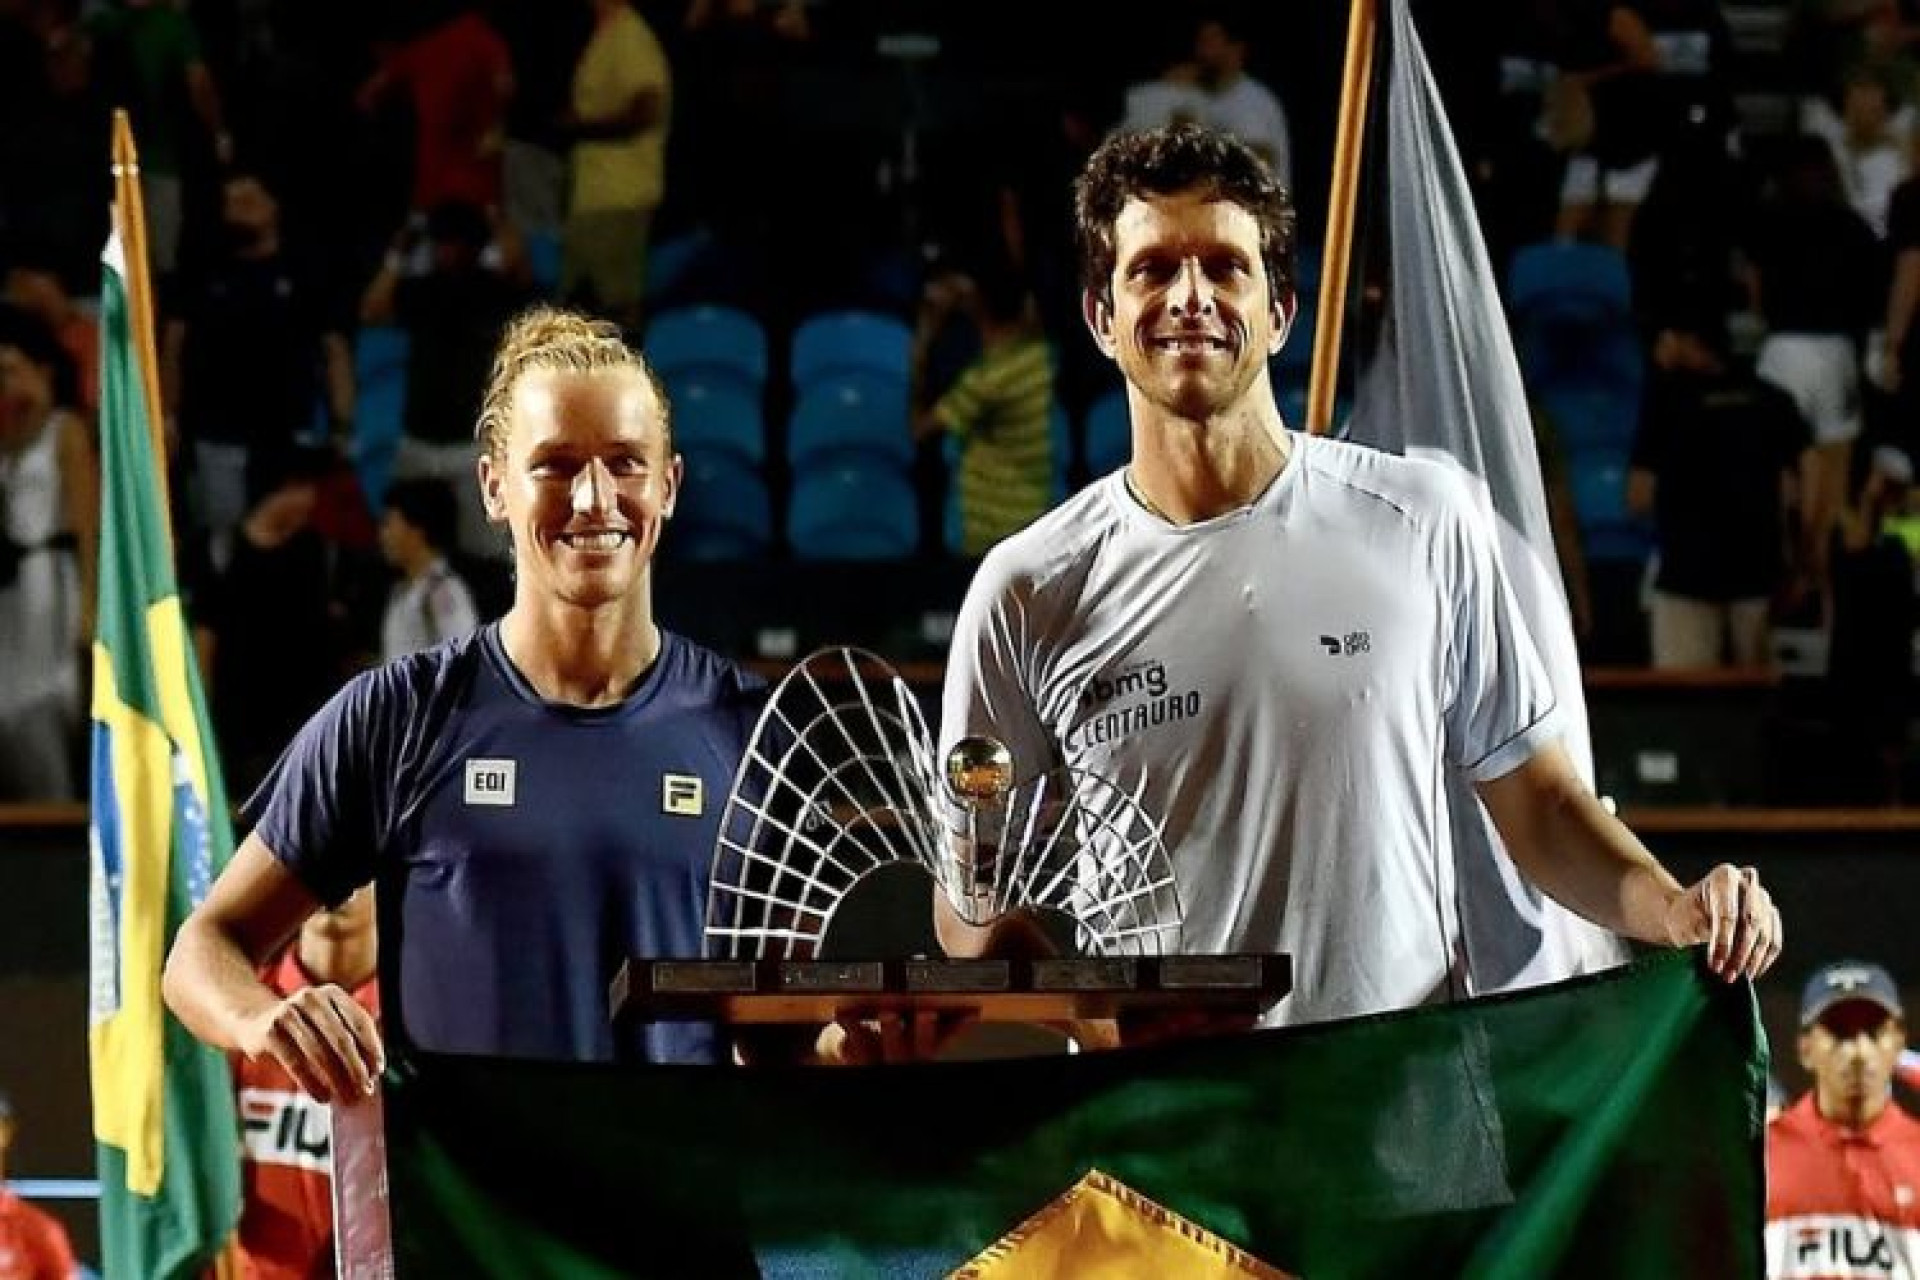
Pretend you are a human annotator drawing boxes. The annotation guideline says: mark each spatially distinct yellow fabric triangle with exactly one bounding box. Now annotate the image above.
[953,1169,1295,1279]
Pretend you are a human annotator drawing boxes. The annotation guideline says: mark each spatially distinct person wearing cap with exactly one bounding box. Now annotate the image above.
[1765,960,1920,1278]
[0,1089,80,1280]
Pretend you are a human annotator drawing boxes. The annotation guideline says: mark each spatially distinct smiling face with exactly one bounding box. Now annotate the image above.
[1085,188,1290,424]
[479,367,680,613]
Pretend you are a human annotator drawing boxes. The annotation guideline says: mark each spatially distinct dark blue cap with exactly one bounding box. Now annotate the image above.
[1800,960,1903,1028]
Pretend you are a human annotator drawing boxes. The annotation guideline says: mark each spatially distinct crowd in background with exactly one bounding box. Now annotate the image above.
[0,0,1916,805]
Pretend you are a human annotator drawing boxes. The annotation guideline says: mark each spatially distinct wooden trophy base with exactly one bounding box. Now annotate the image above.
[610,954,1291,1025]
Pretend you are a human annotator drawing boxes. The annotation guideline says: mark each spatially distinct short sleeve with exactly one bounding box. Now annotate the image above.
[1439,488,1562,782]
[939,554,1064,786]
[245,670,403,907]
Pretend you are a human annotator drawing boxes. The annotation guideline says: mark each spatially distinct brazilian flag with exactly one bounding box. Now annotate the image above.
[88,120,242,1279]
[351,950,1765,1278]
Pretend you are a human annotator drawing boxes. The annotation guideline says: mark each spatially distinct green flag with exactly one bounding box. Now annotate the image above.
[88,150,242,1276]
[357,949,1764,1278]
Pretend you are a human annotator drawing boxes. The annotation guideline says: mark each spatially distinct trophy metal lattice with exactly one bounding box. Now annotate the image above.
[704,647,1182,960]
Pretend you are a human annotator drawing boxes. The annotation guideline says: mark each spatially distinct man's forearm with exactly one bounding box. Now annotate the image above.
[1477,749,1685,945]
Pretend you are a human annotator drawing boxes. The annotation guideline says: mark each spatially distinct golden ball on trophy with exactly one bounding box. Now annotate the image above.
[945,735,1014,805]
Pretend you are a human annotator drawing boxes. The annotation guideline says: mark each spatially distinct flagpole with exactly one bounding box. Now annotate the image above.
[1306,0,1377,436]
[109,109,173,539]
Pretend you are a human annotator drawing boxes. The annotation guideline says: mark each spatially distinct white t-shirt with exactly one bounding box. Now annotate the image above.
[940,432,1562,1025]
[380,558,479,664]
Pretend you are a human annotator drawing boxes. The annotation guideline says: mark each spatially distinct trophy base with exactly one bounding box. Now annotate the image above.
[610,954,1291,1024]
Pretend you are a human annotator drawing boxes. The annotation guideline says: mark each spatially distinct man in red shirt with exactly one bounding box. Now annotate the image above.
[1767,960,1920,1279]
[357,2,514,215]
[0,1090,78,1280]
[234,888,379,1279]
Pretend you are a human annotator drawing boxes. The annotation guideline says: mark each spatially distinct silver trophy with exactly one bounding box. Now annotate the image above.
[705,647,1181,960]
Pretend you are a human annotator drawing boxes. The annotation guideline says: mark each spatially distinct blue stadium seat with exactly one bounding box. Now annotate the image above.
[1082,388,1131,478]
[1508,241,1633,322]
[790,309,912,392]
[788,464,920,560]
[644,305,769,392]
[1509,242,1644,400]
[1273,242,1323,378]
[1540,385,1638,460]
[524,230,562,298]
[643,228,714,306]
[786,375,912,471]
[671,453,773,560]
[665,375,766,468]
[352,325,410,512]
[1569,450,1653,562]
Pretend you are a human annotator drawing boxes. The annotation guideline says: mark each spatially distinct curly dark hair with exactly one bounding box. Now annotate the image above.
[1073,123,1295,306]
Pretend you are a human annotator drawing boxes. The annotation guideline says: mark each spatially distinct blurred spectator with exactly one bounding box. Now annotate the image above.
[1190,13,1291,187]
[676,0,810,249]
[377,478,479,662]
[1475,0,1575,276]
[360,199,530,558]
[561,0,671,333]
[1116,13,1289,186]
[1789,0,1920,144]
[1118,56,1206,136]
[163,168,354,538]
[1828,446,1917,803]
[1548,0,1734,251]
[0,305,94,802]
[1766,960,1920,1277]
[84,0,232,279]
[1882,155,1920,444]
[234,888,377,1280]
[0,1088,79,1280]
[355,0,514,217]
[1626,117,1757,348]
[911,254,1055,558]
[2,240,98,416]
[493,0,592,240]
[1746,136,1884,598]
[1627,308,1813,668]
[1804,66,1914,237]
[0,0,112,294]
[191,443,357,799]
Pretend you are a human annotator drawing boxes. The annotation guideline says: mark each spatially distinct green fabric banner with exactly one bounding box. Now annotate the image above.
[369,949,1765,1278]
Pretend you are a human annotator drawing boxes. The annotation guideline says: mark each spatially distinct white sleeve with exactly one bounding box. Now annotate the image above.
[1440,490,1562,782]
[939,554,1065,788]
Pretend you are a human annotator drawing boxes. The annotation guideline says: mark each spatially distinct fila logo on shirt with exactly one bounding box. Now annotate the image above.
[663,774,704,816]
[464,758,517,807]
[239,1086,331,1173]
[1785,1216,1902,1276]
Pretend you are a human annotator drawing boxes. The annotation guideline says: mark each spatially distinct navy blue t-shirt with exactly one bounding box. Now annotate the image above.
[247,625,766,1064]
